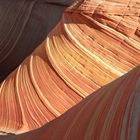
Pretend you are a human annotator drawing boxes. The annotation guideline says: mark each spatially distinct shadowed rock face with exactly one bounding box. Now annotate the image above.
[44,0,75,6]
[0,0,140,139]
[0,0,70,82]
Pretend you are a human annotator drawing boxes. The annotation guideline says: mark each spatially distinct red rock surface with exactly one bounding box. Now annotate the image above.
[1,63,140,140]
[0,0,140,139]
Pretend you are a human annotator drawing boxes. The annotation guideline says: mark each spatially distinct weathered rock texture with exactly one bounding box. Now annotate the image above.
[0,0,69,82]
[1,65,140,140]
[0,0,140,139]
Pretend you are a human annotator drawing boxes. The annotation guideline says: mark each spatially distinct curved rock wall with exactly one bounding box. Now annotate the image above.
[0,63,140,140]
[0,0,67,81]
[0,0,140,137]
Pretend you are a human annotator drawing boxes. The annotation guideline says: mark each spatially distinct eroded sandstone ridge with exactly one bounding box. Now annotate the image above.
[0,0,140,139]
[2,65,139,140]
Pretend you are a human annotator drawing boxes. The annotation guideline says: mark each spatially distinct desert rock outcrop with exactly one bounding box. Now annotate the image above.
[0,0,140,139]
[0,0,69,81]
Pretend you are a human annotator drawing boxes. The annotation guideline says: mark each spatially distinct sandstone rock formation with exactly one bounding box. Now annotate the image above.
[0,0,140,139]
[0,0,69,81]
[1,64,140,140]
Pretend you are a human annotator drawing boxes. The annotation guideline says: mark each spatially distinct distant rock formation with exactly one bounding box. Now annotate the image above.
[0,0,140,139]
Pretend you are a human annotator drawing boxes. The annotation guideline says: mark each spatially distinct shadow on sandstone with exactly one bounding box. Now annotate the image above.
[0,0,74,82]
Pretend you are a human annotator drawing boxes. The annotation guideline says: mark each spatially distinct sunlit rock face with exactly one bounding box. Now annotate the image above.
[2,65,139,140]
[0,0,140,138]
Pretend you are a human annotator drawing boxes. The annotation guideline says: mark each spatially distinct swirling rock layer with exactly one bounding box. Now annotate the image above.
[0,0,140,138]
[0,0,68,81]
[1,63,140,140]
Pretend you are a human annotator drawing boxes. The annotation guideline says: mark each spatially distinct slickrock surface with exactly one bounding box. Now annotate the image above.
[1,64,140,140]
[0,0,140,138]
